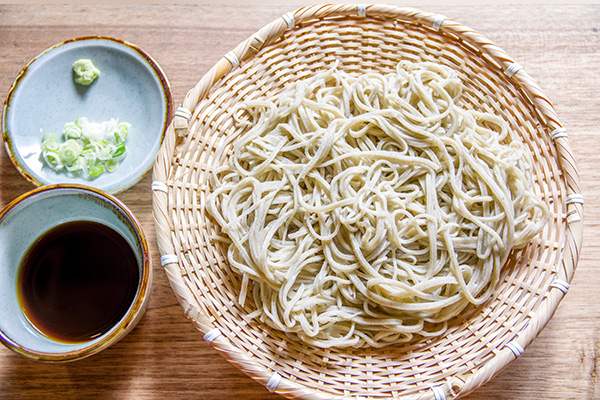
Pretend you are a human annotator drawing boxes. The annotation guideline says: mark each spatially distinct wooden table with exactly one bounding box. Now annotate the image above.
[0,4,598,399]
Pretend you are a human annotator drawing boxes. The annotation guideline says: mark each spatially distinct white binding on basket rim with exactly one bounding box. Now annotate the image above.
[224,51,240,68]
[160,254,178,266]
[152,181,169,194]
[357,4,367,17]
[549,279,570,294]
[431,385,446,400]
[505,62,523,77]
[551,127,568,140]
[433,14,447,31]
[505,341,524,357]
[203,328,223,344]
[566,194,584,205]
[267,372,282,393]
[174,106,192,121]
[282,12,294,28]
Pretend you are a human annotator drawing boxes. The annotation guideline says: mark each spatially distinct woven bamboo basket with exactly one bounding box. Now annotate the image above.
[152,5,583,399]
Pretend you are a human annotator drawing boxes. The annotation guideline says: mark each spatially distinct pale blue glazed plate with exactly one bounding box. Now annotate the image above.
[2,36,172,194]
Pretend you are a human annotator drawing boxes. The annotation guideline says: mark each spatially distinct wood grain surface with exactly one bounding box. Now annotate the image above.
[0,4,598,400]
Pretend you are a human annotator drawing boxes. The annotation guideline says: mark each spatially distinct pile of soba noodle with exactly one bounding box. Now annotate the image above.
[206,61,548,348]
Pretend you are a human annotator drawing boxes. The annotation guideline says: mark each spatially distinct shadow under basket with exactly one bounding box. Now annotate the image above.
[152,5,583,399]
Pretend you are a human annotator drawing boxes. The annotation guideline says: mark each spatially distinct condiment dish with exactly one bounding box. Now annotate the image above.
[0,184,151,361]
[2,36,172,194]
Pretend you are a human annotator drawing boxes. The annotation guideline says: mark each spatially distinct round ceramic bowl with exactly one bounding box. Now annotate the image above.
[2,36,172,194]
[0,184,152,361]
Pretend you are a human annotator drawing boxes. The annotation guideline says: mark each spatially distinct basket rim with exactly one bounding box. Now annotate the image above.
[151,4,583,399]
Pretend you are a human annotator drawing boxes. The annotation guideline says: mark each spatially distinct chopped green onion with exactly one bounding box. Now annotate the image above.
[63,122,82,139]
[40,117,130,179]
[42,132,58,143]
[113,143,126,158]
[60,139,83,165]
[42,139,60,152]
[116,123,130,142]
[42,151,63,171]
[66,156,85,172]
[75,117,88,128]
[97,144,115,161]
[87,162,104,178]
[105,159,120,172]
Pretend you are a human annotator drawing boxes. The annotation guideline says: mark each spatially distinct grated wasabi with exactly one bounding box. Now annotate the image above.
[72,59,100,85]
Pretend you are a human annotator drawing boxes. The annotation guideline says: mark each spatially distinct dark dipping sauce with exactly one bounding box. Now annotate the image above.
[18,220,139,343]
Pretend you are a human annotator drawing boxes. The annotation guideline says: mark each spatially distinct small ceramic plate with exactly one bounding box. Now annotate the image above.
[2,36,172,194]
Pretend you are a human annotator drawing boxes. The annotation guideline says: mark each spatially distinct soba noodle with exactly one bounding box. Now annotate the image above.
[206,61,548,348]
